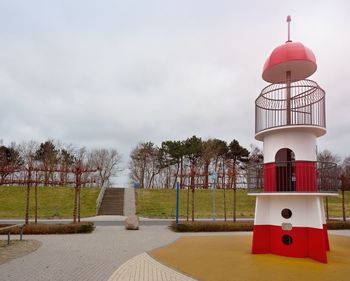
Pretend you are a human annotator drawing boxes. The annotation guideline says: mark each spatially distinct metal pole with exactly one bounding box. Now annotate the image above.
[176,181,180,224]
[286,70,291,125]
[20,226,23,241]
[287,15,291,42]
[212,180,216,221]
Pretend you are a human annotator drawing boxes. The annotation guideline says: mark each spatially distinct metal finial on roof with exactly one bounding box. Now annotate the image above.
[286,15,292,42]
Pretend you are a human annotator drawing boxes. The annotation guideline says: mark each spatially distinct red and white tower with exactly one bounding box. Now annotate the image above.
[250,17,337,263]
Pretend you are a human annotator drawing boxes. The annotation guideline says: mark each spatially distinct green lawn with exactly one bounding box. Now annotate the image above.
[136,188,350,219]
[136,189,256,219]
[0,186,100,219]
[1,186,349,220]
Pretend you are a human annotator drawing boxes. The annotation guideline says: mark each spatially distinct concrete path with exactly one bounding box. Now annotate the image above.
[123,188,136,216]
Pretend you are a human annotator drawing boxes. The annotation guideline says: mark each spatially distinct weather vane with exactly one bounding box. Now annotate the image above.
[287,15,292,42]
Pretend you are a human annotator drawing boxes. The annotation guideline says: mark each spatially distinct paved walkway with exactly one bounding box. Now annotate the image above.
[123,188,136,216]
[108,253,197,281]
[0,225,180,281]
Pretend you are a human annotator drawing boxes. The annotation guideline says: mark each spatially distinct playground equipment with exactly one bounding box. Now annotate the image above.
[250,16,338,263]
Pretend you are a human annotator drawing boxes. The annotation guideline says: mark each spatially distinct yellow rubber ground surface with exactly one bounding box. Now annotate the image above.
[150,235,350,281]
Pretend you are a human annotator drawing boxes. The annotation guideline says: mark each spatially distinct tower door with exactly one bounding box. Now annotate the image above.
[275,148,296,192]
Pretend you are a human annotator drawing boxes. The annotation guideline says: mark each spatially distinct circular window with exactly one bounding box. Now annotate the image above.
[281,208,292,219]
[282,235,293,245]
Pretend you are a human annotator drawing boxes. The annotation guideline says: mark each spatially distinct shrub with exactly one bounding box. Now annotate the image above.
[171,220,350,232]
[326,220,350,230]
[170,221,254,232]
[0,222,95,235]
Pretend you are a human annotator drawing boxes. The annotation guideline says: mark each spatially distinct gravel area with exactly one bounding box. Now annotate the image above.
[0,240,42,265]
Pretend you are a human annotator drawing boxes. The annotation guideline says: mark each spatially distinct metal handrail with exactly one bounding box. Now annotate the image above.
[247,161,339,192]
[96,185,107,214]
[0,224,24,245]
[255,79,326,134]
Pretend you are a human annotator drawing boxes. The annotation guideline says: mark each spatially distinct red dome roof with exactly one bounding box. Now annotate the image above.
[262,41,317,83]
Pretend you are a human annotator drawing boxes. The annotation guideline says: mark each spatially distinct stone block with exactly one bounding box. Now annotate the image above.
[125,215,139,230]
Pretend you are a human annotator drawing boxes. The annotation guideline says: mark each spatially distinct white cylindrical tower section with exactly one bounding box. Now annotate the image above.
[262,127,319,163]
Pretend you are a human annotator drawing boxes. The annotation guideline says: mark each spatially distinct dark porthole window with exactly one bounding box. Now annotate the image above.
[282,235,293,245]
[281,208,292,219]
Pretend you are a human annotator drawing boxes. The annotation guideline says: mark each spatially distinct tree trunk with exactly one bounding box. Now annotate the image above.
[233,160,237,222]
[191,185,195,222]
[186,186,189,221]
[140,165,145,188]
[191,163,196,222]
[148,173,155,189]
[233,186,237,222]
[204,162,209,189]
[25,168,32,225]
[342,188,346,222]
[44,168,49,186]
[180,157,183,189]
[223,162,227,221]
[232,160,237,222]
[25,183,30,225]
[325,197,329,221]
[77,170,82,223]
[73,186,78,223]
[172,162,180,189]
[35,182,38,224]
[0,174,5,185]
[77,186,81,222]
[223,187,227,222]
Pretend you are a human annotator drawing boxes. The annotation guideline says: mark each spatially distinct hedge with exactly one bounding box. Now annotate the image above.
[0,222,95,234]
[171,220,350,232]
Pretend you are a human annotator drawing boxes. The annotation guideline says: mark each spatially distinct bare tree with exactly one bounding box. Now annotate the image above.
[0,143,23,184]
[183,136,202,222]
[317,149,341,220]
[228,139,249,222]
[89,148,122,187]
[247,145,264,190]
[35,140,59,185]
[72,147,86,223]
[341,156,350,221]
[58,145,75,186]
[159,140,185,188]
[18,141,39,224]
[129,142,160,188]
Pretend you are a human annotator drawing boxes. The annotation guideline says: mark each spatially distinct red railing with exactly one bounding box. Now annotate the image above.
[247,161,339,192]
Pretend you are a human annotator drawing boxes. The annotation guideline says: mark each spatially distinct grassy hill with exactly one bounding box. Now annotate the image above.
[1,187,349,220]
[136,188,350,219]
[0,186,100,219]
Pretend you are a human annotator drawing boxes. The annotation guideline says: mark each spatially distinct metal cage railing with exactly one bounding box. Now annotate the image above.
[255,79,326,134]
[247,161,339,192]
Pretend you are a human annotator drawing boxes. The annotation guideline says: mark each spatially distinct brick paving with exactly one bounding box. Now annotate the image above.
[0,225,181,281]
[108,253,197,281]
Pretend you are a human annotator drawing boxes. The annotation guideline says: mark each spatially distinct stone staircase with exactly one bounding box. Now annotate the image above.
[97,188,125,215]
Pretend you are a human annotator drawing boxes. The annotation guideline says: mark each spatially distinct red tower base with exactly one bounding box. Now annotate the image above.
[249,193,336,263]
[252,224,329,263]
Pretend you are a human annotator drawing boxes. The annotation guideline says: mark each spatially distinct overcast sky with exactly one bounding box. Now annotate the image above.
[0,0,349,185]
